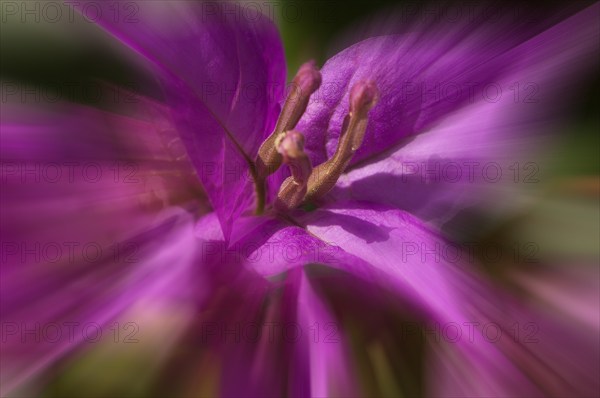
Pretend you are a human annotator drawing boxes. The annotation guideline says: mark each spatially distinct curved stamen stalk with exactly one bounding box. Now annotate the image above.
[254,61,321,214]
[304,80,379,204]
[275,130,312,211]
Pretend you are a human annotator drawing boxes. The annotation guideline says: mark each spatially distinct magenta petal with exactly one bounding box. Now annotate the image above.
[76,1,287,237]
[292,271,357,397]
[329,3,599,226]
[194,213,296,397]
[296,35,500,168]
[0,208,201,396]
[196,220,359,396]
[234,216,377,282]
[0,99,208,395]
[285,4,599,182]
[0,99,204,255]
[300,203,481,321]
[194,213,361,396]
[426,275,600,397]
[298,203,546,395]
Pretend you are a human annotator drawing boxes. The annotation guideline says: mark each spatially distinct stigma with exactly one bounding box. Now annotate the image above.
[274,130,312,211]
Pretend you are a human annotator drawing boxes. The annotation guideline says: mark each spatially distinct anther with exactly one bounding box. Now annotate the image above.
[274,130,312,211]
[303,80,379,203]
[349,80,378,115]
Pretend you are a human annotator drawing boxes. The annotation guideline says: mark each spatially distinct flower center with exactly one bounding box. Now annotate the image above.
[254,61,379,214]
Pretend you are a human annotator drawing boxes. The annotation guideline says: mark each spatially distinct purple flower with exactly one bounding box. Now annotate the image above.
[1,1,599,397]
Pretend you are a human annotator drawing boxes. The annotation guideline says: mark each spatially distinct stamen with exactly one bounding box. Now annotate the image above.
[274,130,312,211]
[303,80,378,203]
[255,61,322,180]
[253,61,321,214]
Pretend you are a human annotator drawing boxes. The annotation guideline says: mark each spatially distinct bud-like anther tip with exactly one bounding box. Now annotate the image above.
[295,60,322,94]
[350,80,379,113]
[276,130,305,160]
